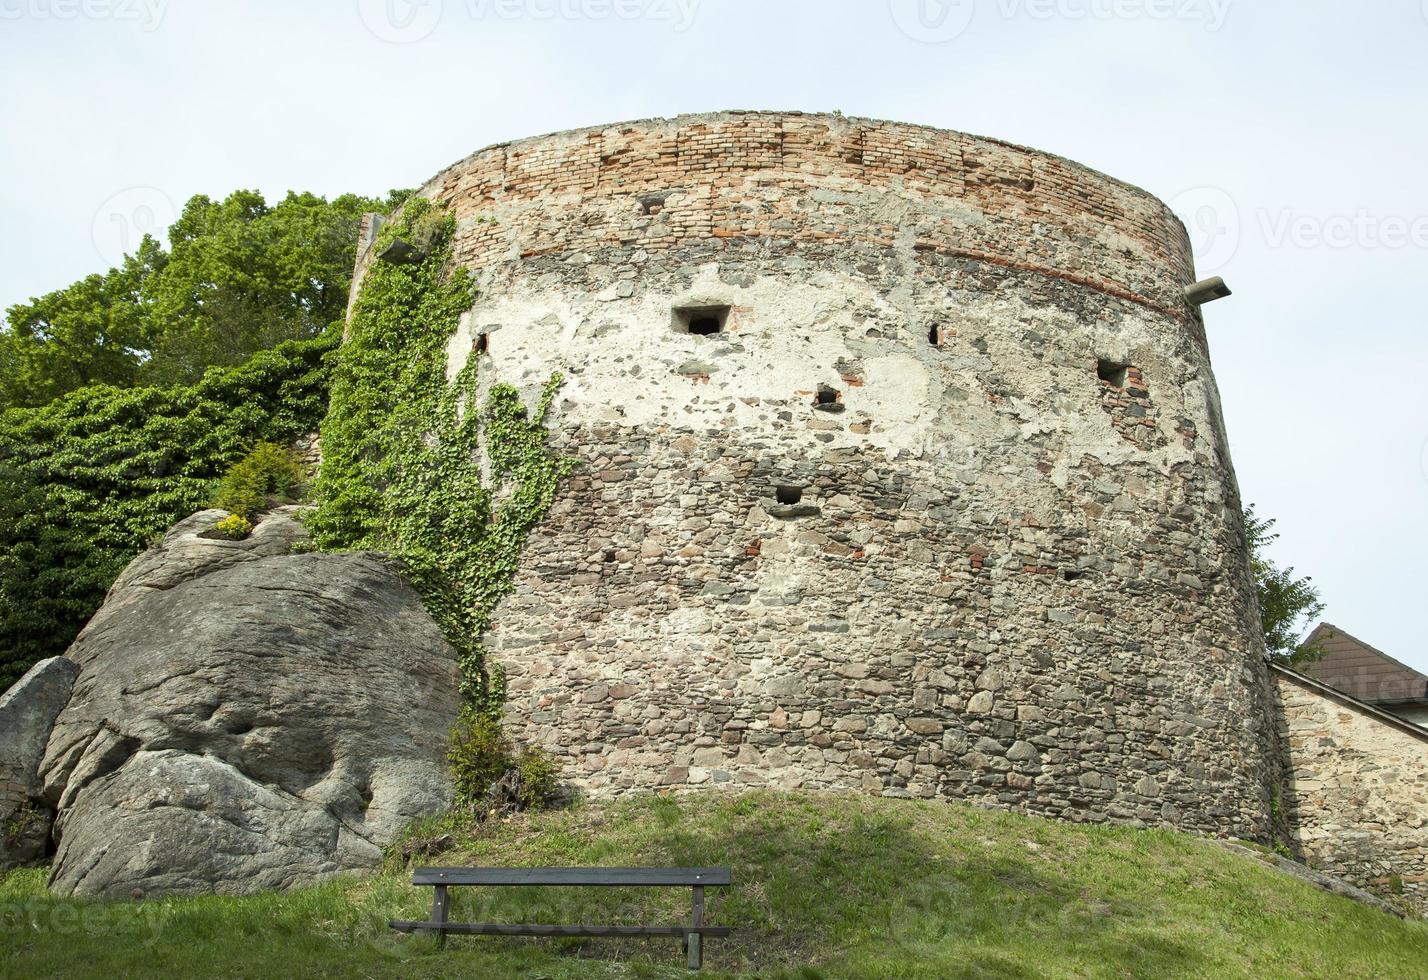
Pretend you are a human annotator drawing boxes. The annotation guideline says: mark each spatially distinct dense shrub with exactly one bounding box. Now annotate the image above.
[0,332,336,691]
[448,712,560,815]
[212,441,308,519]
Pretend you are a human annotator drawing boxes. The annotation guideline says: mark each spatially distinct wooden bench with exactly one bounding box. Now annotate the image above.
[390,867,733,969]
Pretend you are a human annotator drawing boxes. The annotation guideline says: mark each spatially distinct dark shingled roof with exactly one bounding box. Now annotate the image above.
[1298,624,1428,707]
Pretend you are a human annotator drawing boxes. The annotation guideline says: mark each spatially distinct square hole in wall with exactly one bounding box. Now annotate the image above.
[673,305,731,336]
[1097,360,1129,388]
[813,384,846,413]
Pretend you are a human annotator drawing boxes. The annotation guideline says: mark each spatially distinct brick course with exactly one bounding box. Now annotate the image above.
[415,112,1199,336]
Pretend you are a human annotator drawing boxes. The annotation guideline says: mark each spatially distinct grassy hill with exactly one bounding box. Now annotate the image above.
[3,792,1425,978]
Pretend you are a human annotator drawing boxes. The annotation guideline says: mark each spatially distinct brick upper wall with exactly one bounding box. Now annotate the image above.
[412,111,1200,331]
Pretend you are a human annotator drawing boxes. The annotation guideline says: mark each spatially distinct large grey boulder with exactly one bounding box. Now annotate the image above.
[37,508,461,897]
[0,656,80,869]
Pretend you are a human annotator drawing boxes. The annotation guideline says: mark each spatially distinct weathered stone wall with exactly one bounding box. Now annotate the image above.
[393,111,1277,840]
[1274,667,1428,916]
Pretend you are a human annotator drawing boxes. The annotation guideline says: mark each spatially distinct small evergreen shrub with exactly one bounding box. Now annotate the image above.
[212,441,308,519]
[448,713,509,799]
[516,747,561,809]
[212,514,254,540]
[407,207,450,254]
[448,711,559,815]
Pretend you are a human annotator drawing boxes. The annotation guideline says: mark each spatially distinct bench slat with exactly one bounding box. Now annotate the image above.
[411,867,732,887]
[390,920,733,938]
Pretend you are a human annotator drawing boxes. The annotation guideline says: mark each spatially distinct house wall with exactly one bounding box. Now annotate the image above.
[1275,667,1428,916]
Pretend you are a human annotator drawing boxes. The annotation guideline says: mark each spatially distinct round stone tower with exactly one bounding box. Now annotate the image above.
[406,111,1276,839]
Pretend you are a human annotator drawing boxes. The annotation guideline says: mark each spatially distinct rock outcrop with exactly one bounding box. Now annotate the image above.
[34,508,461,897]
[0,656,80,869]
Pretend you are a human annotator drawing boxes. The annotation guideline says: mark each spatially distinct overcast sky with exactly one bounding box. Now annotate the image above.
[2,0,1424,669]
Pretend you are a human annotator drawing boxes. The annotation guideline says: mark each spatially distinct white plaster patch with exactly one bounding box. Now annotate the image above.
[445,255,1212,475]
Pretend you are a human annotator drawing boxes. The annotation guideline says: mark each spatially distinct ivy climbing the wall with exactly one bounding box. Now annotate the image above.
[307,199,572,737]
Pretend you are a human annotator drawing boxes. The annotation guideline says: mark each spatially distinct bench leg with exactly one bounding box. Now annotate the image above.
[687,883,704,969]
[432,884,449,950]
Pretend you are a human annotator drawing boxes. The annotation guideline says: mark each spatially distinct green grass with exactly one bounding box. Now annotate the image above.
[3,792,1425,978]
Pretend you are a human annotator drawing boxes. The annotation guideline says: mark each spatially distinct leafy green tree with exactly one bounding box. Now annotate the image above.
[0,188,409,408]
[140,190,403,384]
[0,240,159,405]
[1244,505,1327,666]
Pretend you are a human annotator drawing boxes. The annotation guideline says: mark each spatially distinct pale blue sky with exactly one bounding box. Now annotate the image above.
[2,0,1425,668]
